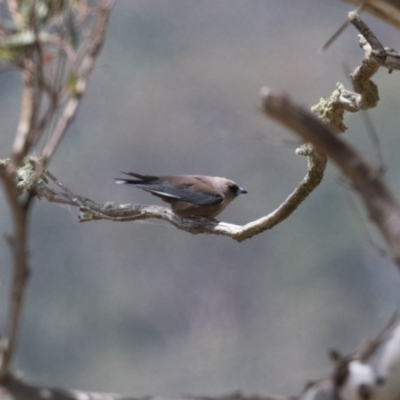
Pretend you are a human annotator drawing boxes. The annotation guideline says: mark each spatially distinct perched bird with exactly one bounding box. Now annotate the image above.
[115,172,247,219]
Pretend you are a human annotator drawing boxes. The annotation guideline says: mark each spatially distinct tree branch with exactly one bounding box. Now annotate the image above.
[0,0,115,382]
[0,153,326,242]
[0,375,285,400]
[11,58,41,168]
[0,172,30,381]
[40,0,114,165]
[261,87,400,269]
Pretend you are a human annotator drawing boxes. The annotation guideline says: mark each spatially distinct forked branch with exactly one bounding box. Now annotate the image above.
[0,0,114,382]
[261,87,400,269]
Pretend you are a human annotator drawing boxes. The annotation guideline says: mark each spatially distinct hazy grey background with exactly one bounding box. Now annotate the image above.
[1,0,400,397]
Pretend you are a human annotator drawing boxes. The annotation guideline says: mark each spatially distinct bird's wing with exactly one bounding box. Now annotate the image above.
[121,172,159,182]
[143,181,223,205]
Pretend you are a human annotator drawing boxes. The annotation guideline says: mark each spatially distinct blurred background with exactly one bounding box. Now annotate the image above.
[1,0,400,397]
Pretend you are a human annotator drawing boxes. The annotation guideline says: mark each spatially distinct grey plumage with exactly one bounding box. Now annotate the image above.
[115,172,247,219]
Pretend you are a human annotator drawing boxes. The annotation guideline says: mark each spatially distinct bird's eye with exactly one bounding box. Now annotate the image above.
[229,184,239,193]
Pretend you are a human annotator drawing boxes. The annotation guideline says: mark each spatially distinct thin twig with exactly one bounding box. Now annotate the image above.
[41,0,114,165]
[11,58,40,169]
[319,1,366,53]
[355,312,398,361]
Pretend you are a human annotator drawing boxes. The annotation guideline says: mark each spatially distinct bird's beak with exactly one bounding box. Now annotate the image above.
[237,187,247,194]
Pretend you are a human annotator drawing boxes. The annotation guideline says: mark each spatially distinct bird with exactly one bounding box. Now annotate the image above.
[114,172,247,219]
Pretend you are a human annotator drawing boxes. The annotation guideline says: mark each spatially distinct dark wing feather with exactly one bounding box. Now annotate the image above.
[143,181,223,205]
[121,172,159,182]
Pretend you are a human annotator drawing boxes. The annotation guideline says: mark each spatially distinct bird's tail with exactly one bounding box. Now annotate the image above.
[114,178,142,185]
[114,172,159,185]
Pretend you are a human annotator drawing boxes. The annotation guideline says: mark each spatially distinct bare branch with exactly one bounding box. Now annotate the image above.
[0,153,326,242]
[345,0,400,31]
[348,12,400,73]
[41,0,114,165]
[0,375,287,400]
[0,171,30,381]
[11,57,41,169]
[348,11,386,57]
[260,88,400,269]
[0,0,115,382]
[355,312,398,362]
[319,3,366,53]
[312,12,400,137]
